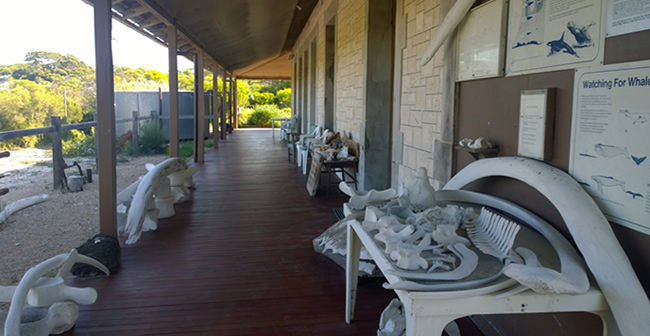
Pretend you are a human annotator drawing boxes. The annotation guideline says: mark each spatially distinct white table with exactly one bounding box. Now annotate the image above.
[271,118,290,138]
[344,190,617,336]
[345,220,615,336]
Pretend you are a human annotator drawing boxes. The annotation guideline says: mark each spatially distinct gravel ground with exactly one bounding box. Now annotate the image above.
[0,148,167,286]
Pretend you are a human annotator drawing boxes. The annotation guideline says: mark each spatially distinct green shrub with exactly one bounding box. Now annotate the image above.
[178,139,215,159]
[62,129,95,157]
[120,140,133,156]
[178,140,193,158]
[246,104,281,127]
[238,107,254,126]
[272,108,292,127]
[139,121,166,154]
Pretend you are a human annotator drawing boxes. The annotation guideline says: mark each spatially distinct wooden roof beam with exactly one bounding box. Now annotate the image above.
[134,0,225,69]
[122,6,150,19]
[134,1,199,49]
[142,20,163,30]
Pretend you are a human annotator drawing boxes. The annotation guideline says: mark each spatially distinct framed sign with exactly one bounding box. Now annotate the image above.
[456,0,507,81]
[306,152,324,197]
[518,89,556,160]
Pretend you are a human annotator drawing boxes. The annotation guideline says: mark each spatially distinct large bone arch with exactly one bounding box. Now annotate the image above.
[124,157,191,244]
[443,156,650,336]
[419,0,474,67]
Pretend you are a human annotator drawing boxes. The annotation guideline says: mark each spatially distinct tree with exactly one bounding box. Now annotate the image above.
[178,69,195,91]
[14,51,95,84]
[276,88,291,108]
[257,80,291,95]
[114,67,168,90]
[236,80,250,107]
[251,92,275,105]
[0,79,79,148]
[4,52,96,118]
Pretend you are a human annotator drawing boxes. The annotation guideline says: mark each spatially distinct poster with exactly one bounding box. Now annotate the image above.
[456,0,507,81]
[506,0,606,75]
[606,0,650,37]
[569,60,650,234]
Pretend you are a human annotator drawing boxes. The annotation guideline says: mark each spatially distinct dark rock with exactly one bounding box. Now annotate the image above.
[71,234,120,278]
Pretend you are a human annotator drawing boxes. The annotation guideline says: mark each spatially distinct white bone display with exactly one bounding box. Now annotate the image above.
[123,158,197,244]
[1,250,108,336]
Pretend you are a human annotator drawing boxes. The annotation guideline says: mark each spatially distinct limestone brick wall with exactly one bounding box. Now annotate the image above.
[396,0,447,189]
[292,0,451,188]
[292,0,332,132]
[292,0,368,141]
[334,0,366,139]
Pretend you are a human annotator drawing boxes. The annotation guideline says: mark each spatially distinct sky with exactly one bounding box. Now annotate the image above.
[0,0,193,73]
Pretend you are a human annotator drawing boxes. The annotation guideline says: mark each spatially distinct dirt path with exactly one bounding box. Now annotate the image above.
[0,148,167,285]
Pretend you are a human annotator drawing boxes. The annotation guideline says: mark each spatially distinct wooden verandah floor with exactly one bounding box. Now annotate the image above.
[64,129,396,335]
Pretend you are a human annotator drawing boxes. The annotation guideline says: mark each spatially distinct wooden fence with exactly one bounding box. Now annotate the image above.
[0,112,158,190]
[0,112,217,190]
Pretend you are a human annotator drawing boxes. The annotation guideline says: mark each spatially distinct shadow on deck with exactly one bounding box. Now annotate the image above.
[64,129,396,335]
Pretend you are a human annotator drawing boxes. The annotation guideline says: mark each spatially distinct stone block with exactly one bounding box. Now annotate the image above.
[406,19,416,38]
[416,90,426,107]
[412,31,430,46]
[416,11,424,32]
[402,92,416,105]
[426,75,441,92]
[405,2,416,21]
[406,146,417,168]
[424,8,435,29]
[416,149,432,171]
[422,110,436,124]
[421,123,434,147]
[410,110,422,127]
[431,94,442,111]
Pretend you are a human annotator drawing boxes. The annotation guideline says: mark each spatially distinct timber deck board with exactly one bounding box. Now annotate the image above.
[63,129,396,335]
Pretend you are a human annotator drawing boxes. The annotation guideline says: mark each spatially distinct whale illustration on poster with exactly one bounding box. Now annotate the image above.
[507,0,605,75]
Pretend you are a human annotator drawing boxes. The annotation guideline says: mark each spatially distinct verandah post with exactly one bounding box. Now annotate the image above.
[94,0,118,237]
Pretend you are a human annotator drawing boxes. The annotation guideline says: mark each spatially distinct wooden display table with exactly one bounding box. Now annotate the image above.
[322,158,358,196]
[345,218,613,336]
[345,182,618,336]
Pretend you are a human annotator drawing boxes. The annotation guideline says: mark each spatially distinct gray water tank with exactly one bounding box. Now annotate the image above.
[114,90,214,141]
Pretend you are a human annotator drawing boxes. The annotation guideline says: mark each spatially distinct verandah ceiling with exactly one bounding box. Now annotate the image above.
[87,0,318,78]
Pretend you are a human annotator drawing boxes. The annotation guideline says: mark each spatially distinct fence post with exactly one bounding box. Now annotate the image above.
[151,110,158,126]
[132,111,139,155]
[51,116,66,190]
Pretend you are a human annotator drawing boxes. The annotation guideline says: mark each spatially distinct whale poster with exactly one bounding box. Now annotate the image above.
[506,0,606,75]
[570,60,650,234]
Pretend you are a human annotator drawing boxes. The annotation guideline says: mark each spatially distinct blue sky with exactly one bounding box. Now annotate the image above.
[0,0,193,72]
